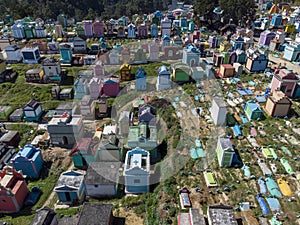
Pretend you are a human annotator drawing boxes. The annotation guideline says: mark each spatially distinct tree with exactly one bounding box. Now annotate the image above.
[0,0,168,21]
[193,0,218,26]
[219,0,256,26]
[193,0,256,28]
[193,0,217,18]
[85,8,96,19]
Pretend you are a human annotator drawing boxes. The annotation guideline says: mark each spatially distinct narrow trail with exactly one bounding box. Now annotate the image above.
[42,163,75,208]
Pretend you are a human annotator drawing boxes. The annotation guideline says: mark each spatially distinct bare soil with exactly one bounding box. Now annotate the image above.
[116,208,144,225]
[43,147,72,169]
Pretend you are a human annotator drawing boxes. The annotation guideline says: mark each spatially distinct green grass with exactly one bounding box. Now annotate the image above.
[6,124,35,134]
[48,194,58,209]
[0,213,35,225]
[6,123,37,147]
[2,50,300,225]
[56,206,82,219]
[0,75,53,111]
[130,62,170,77]
[1,61,170,116]
[294,0,300,5]
[0,64,90,113]
[0,194,81,224]
[64,66,91,79]
[27,170,60,211]
[109,61,170,79]
[0,167,61,225]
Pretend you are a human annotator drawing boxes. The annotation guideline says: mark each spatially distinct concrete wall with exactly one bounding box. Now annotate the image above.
[85,184,116,197]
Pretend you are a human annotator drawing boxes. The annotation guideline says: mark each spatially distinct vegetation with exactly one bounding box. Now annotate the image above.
[27,170,60,211]
[193,0,256,27]
[56,206,82,218]
[131,62,170,78]
[0,167,61,225]
[218,0,256,25]
[193,0,218,24]
[0,67,54,111]
[0,64,89,114]
[2,0,256,25]
[0,213,34,225]
[0,0,173,21]
[5,124,38,147]
[1,2,300,224]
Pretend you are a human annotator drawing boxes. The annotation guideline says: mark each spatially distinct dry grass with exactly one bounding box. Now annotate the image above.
[115,208,144,225]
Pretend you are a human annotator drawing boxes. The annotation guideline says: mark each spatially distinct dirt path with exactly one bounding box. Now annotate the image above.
[116,208,144,225]
[42,162,75,208]
[5,121,39,129]
[251,38,300,72]
[268,54,300,72]
[42,191,56,208]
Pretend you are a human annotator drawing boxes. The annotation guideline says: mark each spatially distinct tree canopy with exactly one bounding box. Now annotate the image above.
[219,0,256,25]
[2,0,257,28]
[193,0,256,27]
[0,0,171,21]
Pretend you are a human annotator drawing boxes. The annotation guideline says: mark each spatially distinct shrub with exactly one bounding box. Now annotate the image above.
[168,206,177,217]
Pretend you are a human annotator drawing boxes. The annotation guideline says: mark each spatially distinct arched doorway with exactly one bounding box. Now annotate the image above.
[62,136,68,145]
[190,59,195,67]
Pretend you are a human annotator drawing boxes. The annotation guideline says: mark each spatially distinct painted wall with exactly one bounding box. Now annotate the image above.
[136,77,147,90]
[98,149,120,161]
[85,184,116,197]
[101,81,119,97]
[125,174,149,193]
